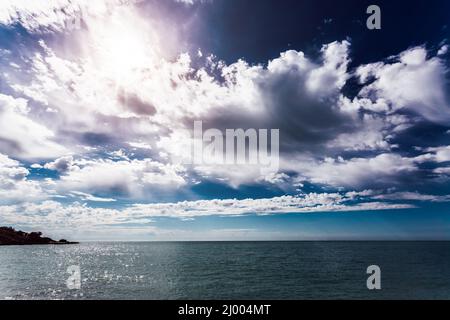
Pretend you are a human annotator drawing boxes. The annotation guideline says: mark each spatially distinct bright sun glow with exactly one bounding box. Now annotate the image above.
[91,7,160,82]
[103,25,150,74]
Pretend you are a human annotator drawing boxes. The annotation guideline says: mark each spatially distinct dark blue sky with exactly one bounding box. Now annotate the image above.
[159,0,450,65]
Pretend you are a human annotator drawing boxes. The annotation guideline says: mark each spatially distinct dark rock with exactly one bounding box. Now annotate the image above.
[0,227,78,246]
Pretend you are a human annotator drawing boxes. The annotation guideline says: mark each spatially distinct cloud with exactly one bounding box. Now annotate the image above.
[158,41,370,186]
[356,46,450,124]
[0,192,414,231]
[0,0,82,32]
[70,191,116,202]
[372,191,450,202]
[0,200,130,229]
[174,0,207,5]
[128,192,413,218]
[50,157,187,199]
[297,154,419,189]
[0,0,145,33]
[438,45,449,56]
[328,112,396,151]
[0,153,48,203]
[44,155,76,173]
[0,94,68,159]
[194,41,355,153]
[415,146,450,163]
[1,0,450,203]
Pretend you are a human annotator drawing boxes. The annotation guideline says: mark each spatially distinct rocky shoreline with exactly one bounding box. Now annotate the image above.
[0,227,78,246]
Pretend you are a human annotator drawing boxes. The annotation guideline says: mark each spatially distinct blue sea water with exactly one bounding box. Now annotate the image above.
[0,242,449,300]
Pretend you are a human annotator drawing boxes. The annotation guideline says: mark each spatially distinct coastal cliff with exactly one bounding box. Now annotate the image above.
[0,227,78,246]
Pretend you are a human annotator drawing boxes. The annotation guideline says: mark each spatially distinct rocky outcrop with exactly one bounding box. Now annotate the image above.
[0,227,78,246]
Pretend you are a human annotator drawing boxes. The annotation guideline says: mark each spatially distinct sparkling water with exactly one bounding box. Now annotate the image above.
[1,242,449,300]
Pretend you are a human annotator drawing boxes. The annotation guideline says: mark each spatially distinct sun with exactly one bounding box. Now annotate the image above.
[102,23,150,75]
[90,6,160,82]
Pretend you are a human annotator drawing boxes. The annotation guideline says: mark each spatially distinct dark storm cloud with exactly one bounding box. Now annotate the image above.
[191,41,358,158]
[81,132,114,146]
[117,90,157,116]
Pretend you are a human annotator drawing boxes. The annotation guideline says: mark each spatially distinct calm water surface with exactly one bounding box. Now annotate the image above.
[0,242,449,300]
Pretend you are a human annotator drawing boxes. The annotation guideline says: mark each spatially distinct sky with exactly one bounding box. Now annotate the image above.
[1,0,450,240]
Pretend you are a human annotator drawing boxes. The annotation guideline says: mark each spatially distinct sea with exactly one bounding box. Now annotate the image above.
[1,241,449,300]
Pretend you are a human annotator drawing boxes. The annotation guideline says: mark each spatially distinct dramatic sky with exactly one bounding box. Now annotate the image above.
[1,0,450,240]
